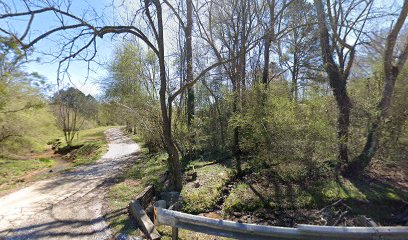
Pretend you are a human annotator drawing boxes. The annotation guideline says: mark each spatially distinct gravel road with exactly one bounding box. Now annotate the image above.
[0,128,140,240]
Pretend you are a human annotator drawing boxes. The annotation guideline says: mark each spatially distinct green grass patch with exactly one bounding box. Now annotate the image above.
[107,179,144,236]
[72,141,108,167]
[223,183,264,212]
[60,126,115,167]
[181,161,232,214]
[223,182,314,213]
[76,126,114,143]
[62,126,114,146]
[128,134,143,143]
[0,158,54,192]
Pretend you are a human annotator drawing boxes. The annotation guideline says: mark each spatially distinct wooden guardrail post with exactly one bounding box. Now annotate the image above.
[171,203,179,240]
[129,200,161,240]
[129,185,161,240]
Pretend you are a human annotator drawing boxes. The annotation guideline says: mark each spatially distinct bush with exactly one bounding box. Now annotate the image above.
[229,84,337,173]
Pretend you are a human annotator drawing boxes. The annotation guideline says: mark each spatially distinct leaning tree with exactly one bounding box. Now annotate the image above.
[348,0,408,174]
[314,0,373,173]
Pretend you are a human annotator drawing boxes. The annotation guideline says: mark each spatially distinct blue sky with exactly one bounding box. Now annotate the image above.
[3,0,405,98]
[2,0,119,97]
[4,0,180,97]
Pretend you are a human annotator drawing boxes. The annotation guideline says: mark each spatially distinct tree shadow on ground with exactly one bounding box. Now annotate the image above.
[242,172,316,227]
[0,208,127,239]
[343,174,408,225]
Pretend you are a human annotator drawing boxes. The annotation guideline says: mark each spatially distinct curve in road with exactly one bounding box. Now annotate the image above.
[0,128,139,240]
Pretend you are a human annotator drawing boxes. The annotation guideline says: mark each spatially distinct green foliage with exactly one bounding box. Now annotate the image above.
[229,84,337,171]
[0,36,59,156]
[348,63,408,164]
[0,75,59,155]
[173,82,232,157]
[0,103,60,154]
[382,65,408,162]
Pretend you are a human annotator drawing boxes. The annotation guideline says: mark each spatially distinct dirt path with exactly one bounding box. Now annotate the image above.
[0,128,140,240]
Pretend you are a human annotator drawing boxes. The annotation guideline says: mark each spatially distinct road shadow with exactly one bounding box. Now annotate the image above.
[34,152,140,194]
[0,208,126,239]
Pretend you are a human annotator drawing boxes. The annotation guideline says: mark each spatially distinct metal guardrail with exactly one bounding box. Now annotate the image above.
[154,207,408,240]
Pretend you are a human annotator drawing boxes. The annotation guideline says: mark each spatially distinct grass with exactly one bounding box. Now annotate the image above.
[76,126,114,143]
[224,182,314,213]
[62,126,114,167]
[0,158,54,193]
[71,141,108,166]
[106,136,168,237]
[181,160,232,214]
[107,178,145,236]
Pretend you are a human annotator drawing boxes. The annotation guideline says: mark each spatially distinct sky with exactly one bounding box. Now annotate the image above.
[2,0,120,97]
[2,0,405,98]
[2,0,183,98]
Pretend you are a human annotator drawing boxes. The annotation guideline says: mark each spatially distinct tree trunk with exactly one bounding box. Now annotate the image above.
[347,70,398,174]
[262,38,270,87]
[232,86,242,175]
[186,0,194,128]
[334,86,352,171]
[290,55,298,101]
[347,0,408,175]
[156,1,182,191]
[314,0,352,171]
[262,0,275,88]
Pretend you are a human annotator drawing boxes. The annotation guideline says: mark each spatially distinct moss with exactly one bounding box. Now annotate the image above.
[224,182,314,213]
[181,162,232,214]
[224,183,263,212]
[316,179,367,203]
[310,177,408,206]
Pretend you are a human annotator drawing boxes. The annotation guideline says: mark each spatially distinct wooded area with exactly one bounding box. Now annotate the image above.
[1,0,408,231]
